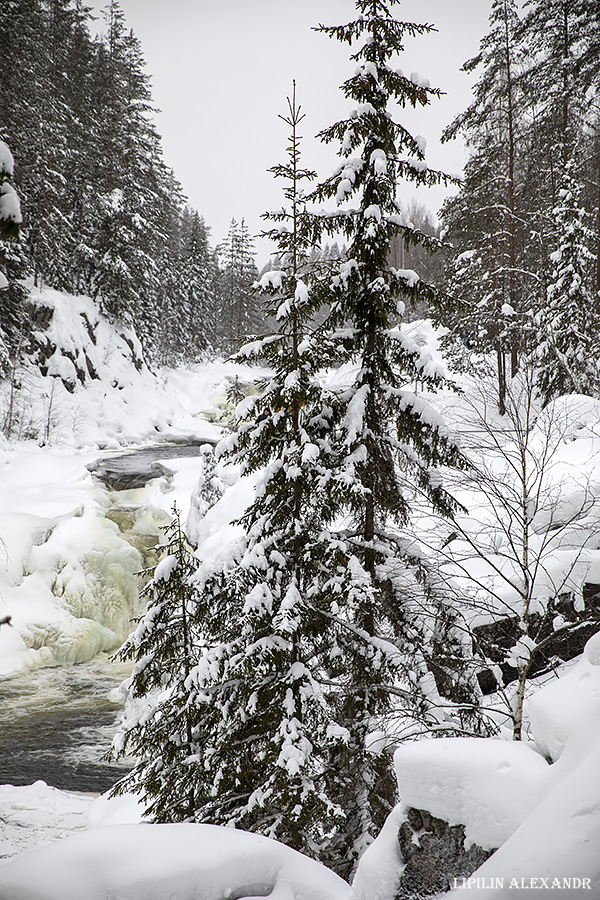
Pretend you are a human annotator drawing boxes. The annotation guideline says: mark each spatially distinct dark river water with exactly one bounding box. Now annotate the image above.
[88,439,216,490]
[0,656,134,792]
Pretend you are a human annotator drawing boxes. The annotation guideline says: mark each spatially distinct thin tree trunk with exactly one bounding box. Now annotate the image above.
[497,346,507,416]
[504,2,519,377]
[513,667,528,740]
[597,145,600,306]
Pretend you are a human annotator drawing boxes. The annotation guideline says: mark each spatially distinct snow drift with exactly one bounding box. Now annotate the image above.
[0,822,350,900]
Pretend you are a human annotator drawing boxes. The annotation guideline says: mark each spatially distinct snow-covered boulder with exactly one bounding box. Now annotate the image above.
[445,737,600,898]
[394,737,548,851]
[393,633,600,897]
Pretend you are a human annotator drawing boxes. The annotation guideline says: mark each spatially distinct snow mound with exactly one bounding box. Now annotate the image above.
[87,792,145,829]
[394,634,600,896]
[349,804,405,900]
[0,823,350,900]
[527,631,600,769]
[394,738,548,850]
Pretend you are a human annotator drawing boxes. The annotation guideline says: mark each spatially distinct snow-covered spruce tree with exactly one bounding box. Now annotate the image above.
[185,444,226,548]
[295,2,484,864]
[180,210,216,357]
[186,80,479,877]
[514,0,599,313]
[156,206,216,364]
[439,140,517,407]
[517,0,593,172]
[536,161,599,404]
[574,5,600,297]
[91,4,163,338]
[309,0,466,536]
[163,85,353,865]
[109,507,203,821]
[110,85,342,855]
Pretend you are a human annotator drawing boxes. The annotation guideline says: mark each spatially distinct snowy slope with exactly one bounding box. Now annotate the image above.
[6,282,240,449]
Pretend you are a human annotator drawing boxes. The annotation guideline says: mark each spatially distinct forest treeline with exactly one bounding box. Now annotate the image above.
[0,0,356,371]
[2,0,600,414]
[0,0,269,368]
[438,0,600,410]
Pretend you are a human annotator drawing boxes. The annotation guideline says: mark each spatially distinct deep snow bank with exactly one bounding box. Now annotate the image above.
[0,782,92,861]
[0,822,350,900]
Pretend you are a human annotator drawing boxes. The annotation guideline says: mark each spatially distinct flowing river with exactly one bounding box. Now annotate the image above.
[0,657,133,792]
[0,440,213,794]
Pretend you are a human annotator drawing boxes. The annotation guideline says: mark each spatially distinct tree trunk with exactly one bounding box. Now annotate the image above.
[504,3,519,377]
[596,145,600,306]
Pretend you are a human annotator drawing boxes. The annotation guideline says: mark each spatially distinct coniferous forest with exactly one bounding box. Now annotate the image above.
[439,0,600,412]
[0,0,222,366]
[1,0,600,897]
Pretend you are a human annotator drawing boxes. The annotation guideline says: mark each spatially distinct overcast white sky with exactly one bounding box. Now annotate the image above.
[89,0,493,257]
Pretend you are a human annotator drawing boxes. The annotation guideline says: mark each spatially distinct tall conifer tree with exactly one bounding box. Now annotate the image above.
[109,508,202,822]
[309,0,465,543]
[439,0,526,411]
[299,1,478,868]
[111,3,483,881]
[182,211,216,355]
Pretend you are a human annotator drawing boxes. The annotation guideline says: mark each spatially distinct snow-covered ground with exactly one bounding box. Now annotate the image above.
[0,289,599,898]
[0,817,350,900]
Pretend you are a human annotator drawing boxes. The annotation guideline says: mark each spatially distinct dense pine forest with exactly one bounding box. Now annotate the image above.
[1,0,600,897]
[0,0,254,368]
